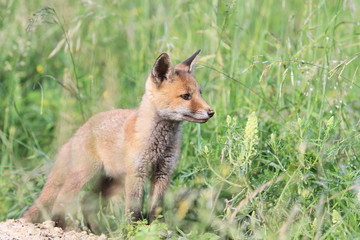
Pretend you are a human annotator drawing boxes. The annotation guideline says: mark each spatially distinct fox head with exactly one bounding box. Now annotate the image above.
[146,50,214,123]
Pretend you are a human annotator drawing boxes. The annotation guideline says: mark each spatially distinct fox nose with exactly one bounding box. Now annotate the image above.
[207,109,215,118]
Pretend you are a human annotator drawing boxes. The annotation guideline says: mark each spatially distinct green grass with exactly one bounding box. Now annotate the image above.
[1,0,359,239]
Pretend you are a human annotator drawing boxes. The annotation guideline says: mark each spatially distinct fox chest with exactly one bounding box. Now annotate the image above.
[137,121,181,172]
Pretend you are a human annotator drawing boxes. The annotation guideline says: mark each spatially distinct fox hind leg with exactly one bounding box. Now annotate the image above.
[51,163,102,229]
[22,171,65,223]
[22,145,70,223]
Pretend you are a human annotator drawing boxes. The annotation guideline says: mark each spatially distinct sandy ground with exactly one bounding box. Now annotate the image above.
[0,219,107,240]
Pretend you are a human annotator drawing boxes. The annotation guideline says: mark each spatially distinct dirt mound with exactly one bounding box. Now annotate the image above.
[0,219,107,240]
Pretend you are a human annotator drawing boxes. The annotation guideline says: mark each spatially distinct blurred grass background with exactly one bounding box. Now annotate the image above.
[1,0,359,239]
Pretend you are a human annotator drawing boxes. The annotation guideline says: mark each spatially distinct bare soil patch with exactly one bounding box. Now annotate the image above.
[0,219,107,240]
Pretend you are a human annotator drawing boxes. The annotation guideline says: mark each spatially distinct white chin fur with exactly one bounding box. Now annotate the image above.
[157,109,209,122]
[157,109,184,121]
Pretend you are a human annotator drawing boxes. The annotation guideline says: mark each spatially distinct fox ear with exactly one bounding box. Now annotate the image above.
[176,49,201,73]
[152,53,174,86]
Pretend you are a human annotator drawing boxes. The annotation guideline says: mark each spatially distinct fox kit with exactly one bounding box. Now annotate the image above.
[22,50,214,230]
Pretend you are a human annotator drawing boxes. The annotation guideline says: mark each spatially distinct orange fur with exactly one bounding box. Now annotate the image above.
[22,50,214,231]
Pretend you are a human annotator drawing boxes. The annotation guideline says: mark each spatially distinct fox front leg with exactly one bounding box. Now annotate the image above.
[148,157,175,222]
[149,173,170,222]
[125,173,146,221]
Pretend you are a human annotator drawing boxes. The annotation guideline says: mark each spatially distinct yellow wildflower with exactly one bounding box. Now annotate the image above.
[239,112,259,167]
[36,65,44,73]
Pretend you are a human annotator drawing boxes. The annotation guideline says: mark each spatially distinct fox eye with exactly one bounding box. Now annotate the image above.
[180,93,191,100]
